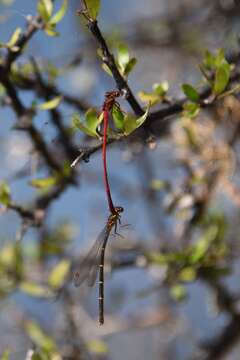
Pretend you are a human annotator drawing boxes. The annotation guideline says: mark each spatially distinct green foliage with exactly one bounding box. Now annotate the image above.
[138,81,169,106]
[147,210,228,302]
[0,27,21,52]
[72,109,102,138]
[83,0,101,20]
[201,49,231,96]
[48,259,70,289]
[170,284,187,301]
[100,43,137,78]
[30,163,73,190]
[150,179,170,191]
[39,221,74,257]
[0,181,11,206]
[87,340,108,354]
[37,0,68,36]
[112,104,125,130]
[182,102,200,119]
[37,96,62,110]
[25,320,56,353]
[0,242,23,289]
[116,44,137,78]
[182,84,200,102]
[0,349,10,360]
[19,282,52,298]
[120,104,150,135]
[30,176,59,189]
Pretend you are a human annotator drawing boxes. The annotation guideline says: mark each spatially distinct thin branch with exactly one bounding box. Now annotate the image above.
[86,19,144,116]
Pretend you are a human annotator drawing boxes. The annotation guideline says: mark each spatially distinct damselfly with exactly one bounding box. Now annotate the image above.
[73,206,123,325]
[102,90,122,215]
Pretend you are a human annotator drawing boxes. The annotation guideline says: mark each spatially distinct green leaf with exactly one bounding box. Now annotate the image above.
[112,104,124,130]
[0,349,10,360]
[6,27,21,51]
[179,267,196,282]
[203,49,216,70]
[85,0,100,20]
[124,58,137,77]
[153,81,169,96]
[102,63,113,77]
[150,179,169,191]
[48,259,70,289]
[87,340,108,354]
[49,0,68,25]
[37,0,53,22]
[170,284,187,301]
[123,104,150,135]
[30,176,57,189]
[183,102,200,119]
[117,44,130,69]
[44,24,59,37]
[85,108,102,134]
[72,114,99,138]
[0,181,11,206]
[182,84,200,102]
[20,282,51,298]
[213,62,230,95]
[190,225,218,264]
[38,96,62,110]
[25,320,56,352]
[138,91,160,105]
[215,48,225,68]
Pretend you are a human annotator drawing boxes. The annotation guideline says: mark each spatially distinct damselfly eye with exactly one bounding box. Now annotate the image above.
[115,206,124,213]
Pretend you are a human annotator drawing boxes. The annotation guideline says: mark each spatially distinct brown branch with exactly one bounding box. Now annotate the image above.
[85,19,144,116]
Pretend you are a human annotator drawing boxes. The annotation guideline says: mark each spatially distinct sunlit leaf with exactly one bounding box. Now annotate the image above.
[179,267,196,282]
[72,113,100,138]
[50,0,68,25]
[150,179,169,191]
[138,91,160,106]
[183,102,200,119]
[38,96,62,110]
[6,27,21,51]
[123,104,149,135]
[170,284,187,301]
[87,340,108,354]
[48,259,70,289]
[153,81,169,96]
[190,225,218,264]
[44,24,59,37]
[213,62,230,95]
[0,349,10,360]
[0,181,11,206]
[37,0,53,22]
[124,57,137,77]
[85,108,102,134]
[203,49,216,70]
[182,84,200,102]
[112,104,124,130]
[85,0,100,20]
[30,176,57,189]
[135,104,150,127]
[20,282,51,298]
[0,243,23,278]
[117,44,130,69]
[102,63,113,77]
[26,320,56,352]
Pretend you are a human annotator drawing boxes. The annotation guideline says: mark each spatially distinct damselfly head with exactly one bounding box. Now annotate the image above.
[115,206,124,214]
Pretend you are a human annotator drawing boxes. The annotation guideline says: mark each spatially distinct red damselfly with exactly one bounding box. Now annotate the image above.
[102,90,121,215]
[73,206,123,325]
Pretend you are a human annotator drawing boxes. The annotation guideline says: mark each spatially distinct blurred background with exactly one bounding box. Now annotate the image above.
[1,0,240,359]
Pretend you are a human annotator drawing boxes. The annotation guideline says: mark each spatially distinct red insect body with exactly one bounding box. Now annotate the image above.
[102,90,121,215]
